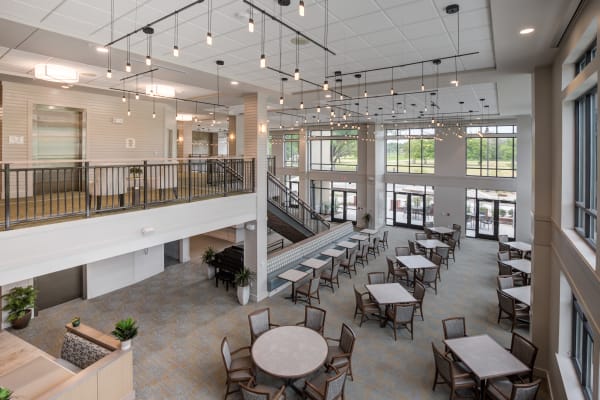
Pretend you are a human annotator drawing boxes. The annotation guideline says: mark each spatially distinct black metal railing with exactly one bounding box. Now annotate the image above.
[1,158,255,230]
[267,238,284,253]
[267,156,276,175]
[267,171,329,234]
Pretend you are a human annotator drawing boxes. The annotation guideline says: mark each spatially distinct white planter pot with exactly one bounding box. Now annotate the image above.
[237,285,250,305]
[206,264,215,280]
[121,339,132,351]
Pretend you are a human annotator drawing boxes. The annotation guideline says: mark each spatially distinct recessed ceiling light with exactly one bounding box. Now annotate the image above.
[230,81,239,85]
[96,46,109,53]
[325,94,331,98]
[519,27,535,35]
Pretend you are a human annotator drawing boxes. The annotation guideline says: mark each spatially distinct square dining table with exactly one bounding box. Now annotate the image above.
[503,285,531,306]
[278,269,309,301]
[337,240,358,257]
[300,258,329,277]
[429,226,454,235]
[444,334,530,399]
[396,255,437,285]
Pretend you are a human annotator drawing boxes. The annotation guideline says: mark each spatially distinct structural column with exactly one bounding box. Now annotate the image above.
[242,93,269,302]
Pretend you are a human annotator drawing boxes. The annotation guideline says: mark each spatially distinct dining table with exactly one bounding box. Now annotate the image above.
[299,257,329,277]
[321,248,345,268]
[396,255,437,285]
[506,241,532,257]
[416,239,449,257]
[337,240,358,257]
[360,228,378,240]
[365,283,416,327]
[429,226,454,235]
[444,334,530,399]
[503,285,531,307]
[278,269,309,301]
[252,326,328,393]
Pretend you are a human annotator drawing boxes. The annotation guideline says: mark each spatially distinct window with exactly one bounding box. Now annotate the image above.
[466,125,517,177]
[572,298,594,400]
[311,180,356,215]
[385,128,435,173]
[465,189,516,239]
[575,88,597,246]
[385,184,434,227]
[284,175,299,195]
[283,134,299,167]
[575,40,597,76]
[309,130,358,171]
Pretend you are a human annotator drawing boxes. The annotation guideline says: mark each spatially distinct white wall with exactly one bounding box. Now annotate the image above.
[85,245,164,299]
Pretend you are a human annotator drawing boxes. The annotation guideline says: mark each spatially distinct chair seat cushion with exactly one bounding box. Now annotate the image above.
[304,372,328,399]
[327,346,349,368]
[487,377,512,399]
[230,369,253,382]
[231,355,253,372]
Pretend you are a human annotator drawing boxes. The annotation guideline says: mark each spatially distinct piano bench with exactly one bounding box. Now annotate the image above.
[216,271,235,291]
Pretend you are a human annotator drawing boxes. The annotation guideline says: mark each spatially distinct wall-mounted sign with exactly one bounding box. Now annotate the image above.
[125,138,136,149]
[8,135,25,145]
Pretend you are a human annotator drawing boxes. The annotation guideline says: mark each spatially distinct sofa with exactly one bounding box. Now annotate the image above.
[55,332,111,372]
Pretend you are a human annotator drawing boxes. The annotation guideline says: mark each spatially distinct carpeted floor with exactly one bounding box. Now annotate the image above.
[11,227,548,399]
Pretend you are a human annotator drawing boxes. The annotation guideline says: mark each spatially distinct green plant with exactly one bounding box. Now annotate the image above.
[111,318,138,341]
[0,386,12,400]
[234,267,255,287]
[129,166,143,176]
[71,316,81,327]
[363,212,372,226]
[1,286,37,322]
[202,246,216,265]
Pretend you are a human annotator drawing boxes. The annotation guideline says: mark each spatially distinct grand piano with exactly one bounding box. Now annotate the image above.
[213,245,244,290]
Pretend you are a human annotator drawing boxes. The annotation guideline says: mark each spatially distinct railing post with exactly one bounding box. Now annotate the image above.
[84,162,90,217]
[187,159,192,202]
[4,164,10,230]
[252,158,256,193]
[143,160,148,209]
[223,159,228,197]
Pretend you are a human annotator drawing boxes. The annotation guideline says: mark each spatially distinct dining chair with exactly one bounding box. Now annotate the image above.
[367,237,380,258]
[240,377,286,400]
[379,230,389,250]
[395,246,410,256]
[368,271,386,285]
[497,251,511,261]
[355,245,369,268]
[497,261,525,286]
[447,238,457,262]
[497,275,515,290]
[417,265,439,294]
[320,262,340,292]
[248,308,279,344]
[413,281,426,321]
[486,378,541,400]
[431,342,477,399]
[435,246,450,268]
[353,285,380,327]
[386,303,416,340]
[452,224,462,248]
[295,277,321,306]
[339,247,357,278]
[415,232,428,240]
[221,337,254,399]
[498,234,509,243]
[509,333,538,383]
[296,305,327,335]
[386,256,409,284]
[303,366,348,400]
[442,317,467,341]
[431,253,443,282]
[497,290,530,332]
[408,240,426,256]
[325,323,357,380]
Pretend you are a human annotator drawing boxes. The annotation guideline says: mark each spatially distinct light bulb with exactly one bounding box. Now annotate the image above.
[323,80,328,91]
[152,112,156,119]
[135,93,140,100]
[260,54,266,68]
[173,46,179,57]
[248,18,254,33]
[300,102,304,109]
[206,32,213,46]
[421,83,425,91]
[299,0,305,16]
[122,95,126,103]
[451,80,459,87]
[340,94,343,100]
[403,108,407,114]
[127,110,131,116]
[366,110,369,116]
[431,118,435,124]
[146,56,152,66]
[392,108,395,114]
[364,90,368,97]
[125,63,132,72]
[424,106,428,112]
[317,106,321,113]
[280,96,284,105]
[294,68,300,80]
[390,88,394,95]
[106,69,112,79]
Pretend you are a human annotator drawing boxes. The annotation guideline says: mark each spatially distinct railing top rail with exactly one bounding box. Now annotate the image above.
[0,157,255,166]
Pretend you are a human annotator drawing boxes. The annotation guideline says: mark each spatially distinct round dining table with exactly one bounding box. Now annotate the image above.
[252,326,328,391]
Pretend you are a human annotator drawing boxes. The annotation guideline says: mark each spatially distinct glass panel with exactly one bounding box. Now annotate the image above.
[346,192,357,222]
[478,200,495,236]
[422,139,435,174]
[395,193,408,225]
[466,198,476,237]
[386,191,394,225]
[497,138,514,177]
[466,138,481,175]
[398,139,410,172]
[425,195,435,225]
[411,195,424,226]
[499,202,516,239]
[410,140,423,173]
[332,191,344,220]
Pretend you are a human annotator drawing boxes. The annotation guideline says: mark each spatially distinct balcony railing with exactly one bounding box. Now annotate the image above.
[0,158,255,230]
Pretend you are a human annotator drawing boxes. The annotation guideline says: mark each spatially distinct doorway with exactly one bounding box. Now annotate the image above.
[34,266,83,311]
[391,192,428,228]
[466,189,516,240]
[331,190,357,224]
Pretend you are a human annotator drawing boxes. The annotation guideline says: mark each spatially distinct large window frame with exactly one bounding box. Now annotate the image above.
[576,40,597,76]
[572,297,594,400]
[574,88,598,247]
[466,125,517,178]
[283,133,300,168]
[385,128,435,174]
[309,129,358,172]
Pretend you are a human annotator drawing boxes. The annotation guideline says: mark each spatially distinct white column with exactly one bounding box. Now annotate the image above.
[242,93,268,302]
[179,238,190,263]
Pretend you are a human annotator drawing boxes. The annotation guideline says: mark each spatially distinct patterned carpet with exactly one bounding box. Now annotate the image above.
[11,227,548,399]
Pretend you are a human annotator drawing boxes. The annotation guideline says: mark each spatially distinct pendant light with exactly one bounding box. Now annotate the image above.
[121,80,126,102]
[446,4,461,86]
[364,72,368,97]
[294,34,300,80]
[206,0,213,45]
[322,0,329,91]
[260,13,266,68]
[106,0,114,78]
[127,93,131,116]
[125,36,132,72]
[135,75,140,100]
[173,12,180,56]
[280,77,287,105]
[299,80,304,109]
[152,97,156,119]
[420,62,425,91]
[145,31,152,66]
[390,67,394,95]
[299,0,305,16]
[248,2,254,33]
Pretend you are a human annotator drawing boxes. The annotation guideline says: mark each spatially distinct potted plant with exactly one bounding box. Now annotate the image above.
[234,267,255,305]
[0,386,12,400]
[71,316,81,327]
[362,212,372,228]
[202,246,217,279]
[1,286,37,329]
[111,317,138,351]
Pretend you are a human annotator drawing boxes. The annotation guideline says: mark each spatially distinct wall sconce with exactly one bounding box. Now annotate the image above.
[260,123,267,134]
[177,136,184,143]
[229,133,235,140]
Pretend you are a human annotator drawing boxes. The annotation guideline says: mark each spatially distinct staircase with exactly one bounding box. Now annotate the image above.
[267,172,330,242]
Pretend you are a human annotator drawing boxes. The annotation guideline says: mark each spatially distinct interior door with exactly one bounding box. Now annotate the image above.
[34,266,83,311]
[476,199,496,239]
[498,201,516,240]
[393,192,408,225]
[410,194,425,228]
[345,191,357,224]
[331,190,345,222]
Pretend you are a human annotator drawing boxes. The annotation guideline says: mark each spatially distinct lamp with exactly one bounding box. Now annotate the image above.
[299,0,305,16]
[206,0,213,45]
[260,12,266,68]
[126,36,132,72]
[173,12,180,56]
[34,64,79,83]
[144,26,154,66]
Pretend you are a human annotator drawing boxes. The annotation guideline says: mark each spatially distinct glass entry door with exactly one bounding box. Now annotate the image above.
[392,192,426,229]
[471,199,516,240]
[331,190,357,224]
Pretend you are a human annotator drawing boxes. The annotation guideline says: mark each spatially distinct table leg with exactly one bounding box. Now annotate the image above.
[284,282,295,301]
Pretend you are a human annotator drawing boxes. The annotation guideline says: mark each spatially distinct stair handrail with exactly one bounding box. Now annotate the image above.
[267,172,330,232]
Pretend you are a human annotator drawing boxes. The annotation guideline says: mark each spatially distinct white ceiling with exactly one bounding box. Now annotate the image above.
[0,0,571,127]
